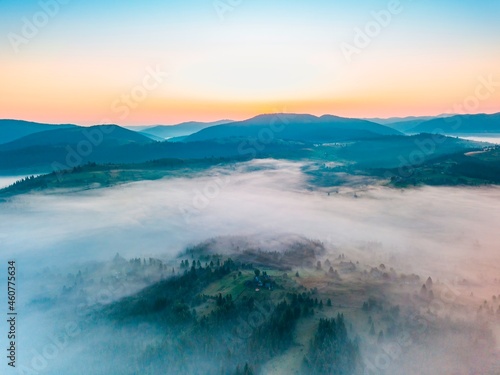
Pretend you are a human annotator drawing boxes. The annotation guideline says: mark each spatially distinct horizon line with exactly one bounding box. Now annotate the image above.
[1,110,499,127]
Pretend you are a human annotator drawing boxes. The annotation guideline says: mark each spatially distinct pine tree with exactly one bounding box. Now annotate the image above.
[369,322,375,336]
[426,276,433,289]
[420,284,428,297]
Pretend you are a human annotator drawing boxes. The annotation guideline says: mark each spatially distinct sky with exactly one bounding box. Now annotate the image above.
[0,0,499,125]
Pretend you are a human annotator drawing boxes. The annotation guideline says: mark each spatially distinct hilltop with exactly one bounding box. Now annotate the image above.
[0,119,78,144]
[184,114,401,143]
[35,234,491,374]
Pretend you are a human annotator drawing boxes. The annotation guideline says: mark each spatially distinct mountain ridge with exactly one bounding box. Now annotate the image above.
[183,113,402,143]
[408,113,500,134]
[0,119,78,144]
[0,125,154,152]
[138,120,234,139]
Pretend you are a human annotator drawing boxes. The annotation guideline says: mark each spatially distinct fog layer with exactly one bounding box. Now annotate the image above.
[0,158,499,374]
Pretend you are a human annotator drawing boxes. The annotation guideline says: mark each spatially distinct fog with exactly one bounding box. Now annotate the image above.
[1,159,499,374]
[0,176,26,189]
[457,135,500,145]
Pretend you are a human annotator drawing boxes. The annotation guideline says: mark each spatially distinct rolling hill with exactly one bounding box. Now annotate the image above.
[366,115,454,133]
[183,114,401,143]
[140,120,233,139]
[0,119,77,144]
[408,113,500,134]
[0,137,309,174]
[366,115,438,125]
[0,125,154,152]
[334,133,484,168]
[0,114,489,175]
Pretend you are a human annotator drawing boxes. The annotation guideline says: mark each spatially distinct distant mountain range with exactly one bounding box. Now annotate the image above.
[183,114,401,143]
[0,113,498,173]
[3,113,498,147]
[0,120,77,144]
[366,115,454,132]
[0,125,153,152]
[366,115,450,125]
[406,113,500,134]
[139,120,234,139]
[0,120,233,146]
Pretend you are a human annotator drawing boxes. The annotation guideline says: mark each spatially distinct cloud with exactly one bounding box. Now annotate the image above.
[1,158,499,374]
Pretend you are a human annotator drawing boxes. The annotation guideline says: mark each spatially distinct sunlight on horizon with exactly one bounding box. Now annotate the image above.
[0,0,499,125]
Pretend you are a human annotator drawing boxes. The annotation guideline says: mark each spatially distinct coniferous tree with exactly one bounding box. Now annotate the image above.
[369,321,375,336]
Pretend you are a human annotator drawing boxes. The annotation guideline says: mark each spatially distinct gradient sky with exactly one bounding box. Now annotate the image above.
[1,0,499,125]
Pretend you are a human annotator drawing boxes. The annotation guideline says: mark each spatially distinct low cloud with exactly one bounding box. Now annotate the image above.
[1,158,499,374]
